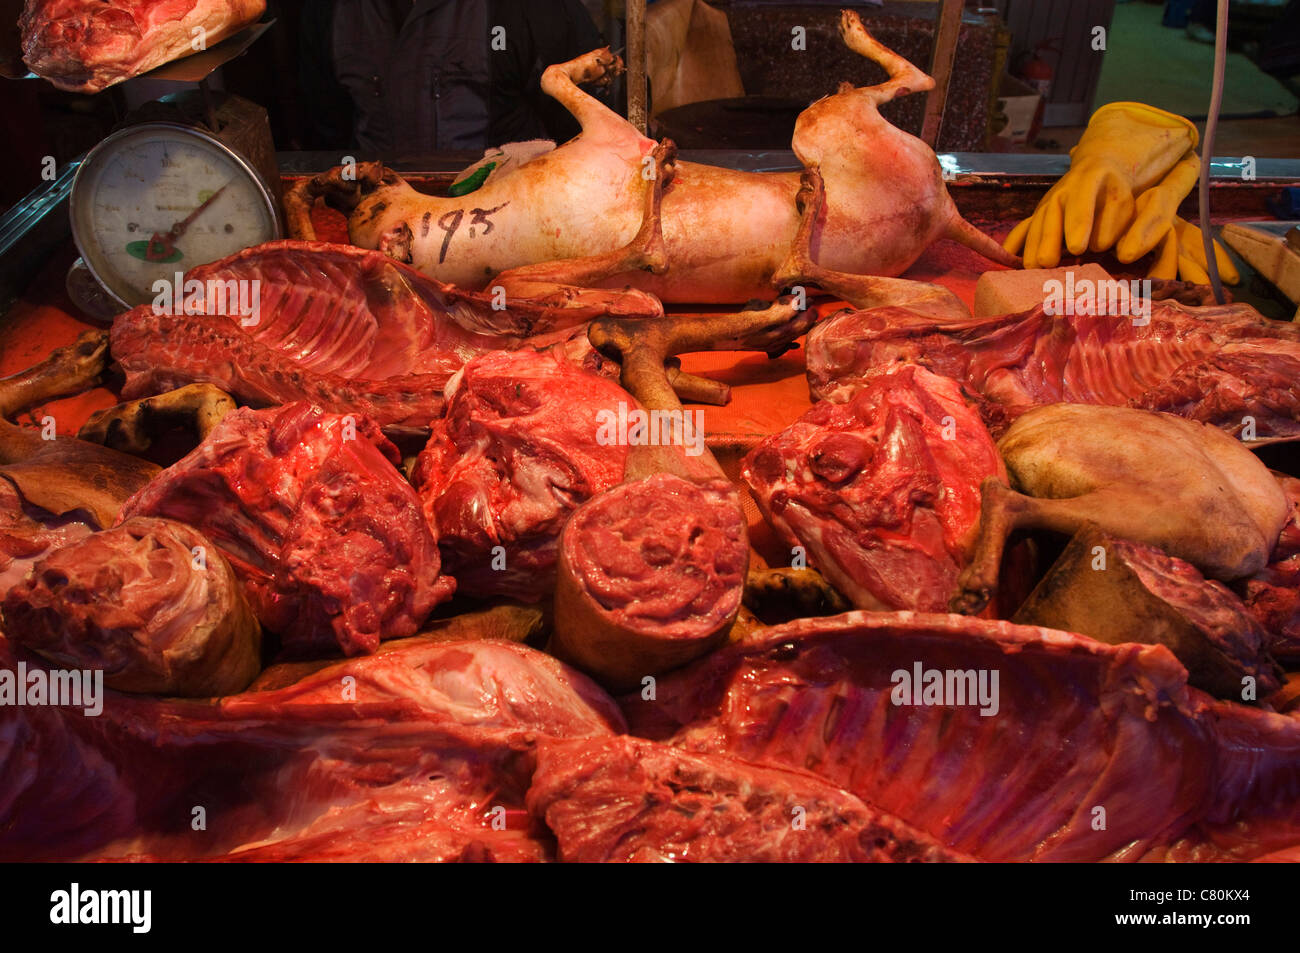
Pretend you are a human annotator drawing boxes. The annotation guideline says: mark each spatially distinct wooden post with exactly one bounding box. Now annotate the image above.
[921,0,963,148]
[627,0,648,134]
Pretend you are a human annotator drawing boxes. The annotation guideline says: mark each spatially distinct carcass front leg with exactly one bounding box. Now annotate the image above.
[772,168,971,322]
[283,161,395,242]
[953,479,1119,615]
[0,330,108,423]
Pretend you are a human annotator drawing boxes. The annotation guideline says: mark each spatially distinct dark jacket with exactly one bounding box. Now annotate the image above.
[300,0,605,154]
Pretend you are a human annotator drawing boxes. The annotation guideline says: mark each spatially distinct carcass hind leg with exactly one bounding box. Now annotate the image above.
[542,47,641,141]
[772,168,971,321]
[953,479,1112,616]
[838,9,934,104]
[491,139,678,313]
[79,384,237,455]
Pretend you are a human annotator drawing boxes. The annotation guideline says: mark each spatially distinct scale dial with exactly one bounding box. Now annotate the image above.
[70,122,281,308]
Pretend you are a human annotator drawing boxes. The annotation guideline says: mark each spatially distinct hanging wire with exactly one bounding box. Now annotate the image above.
[1199,0,1230,305]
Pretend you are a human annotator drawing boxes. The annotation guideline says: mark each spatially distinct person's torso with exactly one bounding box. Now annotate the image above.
[332,0,492,154]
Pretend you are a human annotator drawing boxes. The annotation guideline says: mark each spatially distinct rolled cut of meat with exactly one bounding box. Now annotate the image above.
[21,1,266,94]
[1,516,261,696]
[551,473,747,690]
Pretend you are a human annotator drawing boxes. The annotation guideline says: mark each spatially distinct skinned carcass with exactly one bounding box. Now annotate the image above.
[620,611,1300,862]
[0,637,623,861]
[118,401,454,657]
[285,10,1015,304]
[742,364,1006,612]
[108,241,636,434]
[412,348,636,603]
[20,0,265,93]
[805,299,1300,438]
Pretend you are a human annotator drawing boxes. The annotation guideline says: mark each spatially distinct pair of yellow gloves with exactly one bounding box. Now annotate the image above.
[1004,102,1239,285]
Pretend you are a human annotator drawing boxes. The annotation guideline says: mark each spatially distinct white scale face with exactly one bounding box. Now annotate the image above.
[71,123,280,308]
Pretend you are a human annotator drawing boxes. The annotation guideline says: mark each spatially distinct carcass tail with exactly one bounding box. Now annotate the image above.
[946,213,1022,269]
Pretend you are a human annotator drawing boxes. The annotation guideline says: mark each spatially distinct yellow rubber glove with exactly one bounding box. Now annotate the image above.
[1116,151,1200,263]
[1148,217,1240,285]
[1004,102,1199,268]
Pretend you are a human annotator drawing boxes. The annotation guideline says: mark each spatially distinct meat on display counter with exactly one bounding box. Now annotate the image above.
[4,148,1298,484]
[4,138,1300,865]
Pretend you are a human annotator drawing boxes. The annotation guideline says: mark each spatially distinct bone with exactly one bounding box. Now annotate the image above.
[79,383,237,455]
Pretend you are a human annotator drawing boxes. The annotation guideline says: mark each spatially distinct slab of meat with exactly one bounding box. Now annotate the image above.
[1239,474,1300,662]
[2,517,260,697]
[118,401,454,657]
[1014,529,1283,699]
[527,735,973,863]
[0,636,624,861]
[0,480,94,598]
[806,300,1300,438]
[622,611,1220,861]
[551,474,747,690]
[742,364,1005,612]
[111,241,591,433]
[21,0,264,93]
[1133,700,1300,862]
[412,348,634,602]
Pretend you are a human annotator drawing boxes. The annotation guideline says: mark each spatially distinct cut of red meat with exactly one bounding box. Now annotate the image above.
[1,516,261,697]
[550,474,748,690]
[21,1,265,93]
[0,636,624,861]
[527,735,974,862]
[1239,473,1300,662]
[621,611,1222,862]
[742,364,1005,612]
[110,241,590,432]
[562,474,746,641]
[411,348,634,602]
[0,480,94,598]
[118,401,453,657]
[806,301,1300,437]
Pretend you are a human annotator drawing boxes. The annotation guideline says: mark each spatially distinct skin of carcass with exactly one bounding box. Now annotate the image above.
[955,405,1290,615]
[290,10,1015,305]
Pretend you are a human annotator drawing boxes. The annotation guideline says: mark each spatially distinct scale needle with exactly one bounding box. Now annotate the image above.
[144,183,230,262]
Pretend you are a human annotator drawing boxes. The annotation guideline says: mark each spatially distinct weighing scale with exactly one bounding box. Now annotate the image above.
[60,23,284,318]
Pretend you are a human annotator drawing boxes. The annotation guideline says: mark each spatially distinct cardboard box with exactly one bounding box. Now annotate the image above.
[994,73,1042,145]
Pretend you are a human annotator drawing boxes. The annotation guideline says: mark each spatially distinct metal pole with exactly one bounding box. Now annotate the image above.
[921,0,963,148]
[627,0,648,134]
[1199,0,1229,305]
